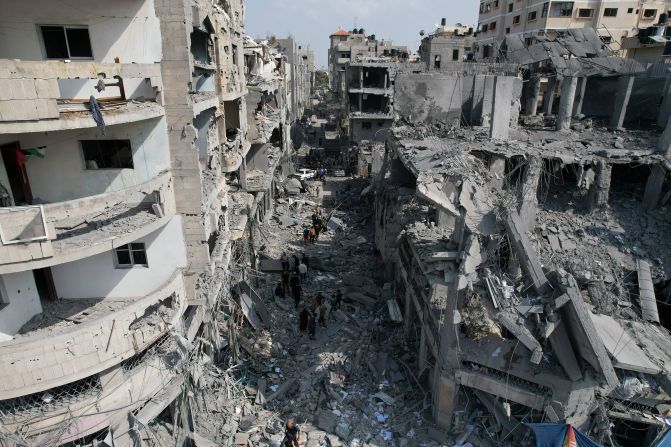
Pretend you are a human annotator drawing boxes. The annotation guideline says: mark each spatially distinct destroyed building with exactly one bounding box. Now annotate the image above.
[476,0,670,60]
[0,0,313,445]
[418,19,478,69]
[373,49,671,445]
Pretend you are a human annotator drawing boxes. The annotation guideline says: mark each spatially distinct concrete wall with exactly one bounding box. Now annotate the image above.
[394,73,464,126]
[351,119,392,143]
[0,117,170,203]
[0,271,41,341]
[51,216,187,299]
[582,76,665,125]
[0,0,162,63]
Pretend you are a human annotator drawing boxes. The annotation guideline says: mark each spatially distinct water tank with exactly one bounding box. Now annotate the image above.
[441,18,447,26]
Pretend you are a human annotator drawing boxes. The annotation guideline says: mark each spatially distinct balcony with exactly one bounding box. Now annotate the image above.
[0,171,175,274]
[0,60,164,134]
[0,271,184,401]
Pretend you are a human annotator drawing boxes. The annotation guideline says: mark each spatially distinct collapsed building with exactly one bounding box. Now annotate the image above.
[0,0,313,445]
[373,50,671,445]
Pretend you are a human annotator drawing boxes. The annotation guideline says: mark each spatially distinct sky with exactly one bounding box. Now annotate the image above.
[245,0,479,69]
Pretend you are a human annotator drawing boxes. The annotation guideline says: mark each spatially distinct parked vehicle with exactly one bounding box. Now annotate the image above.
[291,168,317,181]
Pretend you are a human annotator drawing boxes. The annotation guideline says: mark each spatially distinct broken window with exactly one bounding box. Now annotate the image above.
[40,25,93,59]
[231,44,238,65]
[81,140,133,170]
[434,55,441,69]
[508,3,513,12]
[479,3,485,13]
[506,27,511,34]
[627,8,634,13]
[493,0,499,7]
[541,2,549,17]
[578,8,594,18]
[550,1,574,17]
[452,49,460,60]
[513,15,521,24]
[483,24,489,32]
[528,11,537,21]
[604,8,618,17]
[362,121,372,130]
[643,9,657,18]
[490,21,497,30]
[115,243,148,268]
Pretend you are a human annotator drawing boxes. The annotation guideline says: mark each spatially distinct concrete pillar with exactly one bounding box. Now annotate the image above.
[359,67,364,89]
[572,77,588,116]
[519,156,542,230]
[541,76,556,115]
[556,76,578,131]
[418,325,428,377]
[490,76,514,140]
[470,75,486,124]
[587,160,612,211]
[403,289,412,335]
[480,75,495,127]
[658,77,671,129]
[642,164,666,212]
[658,115,671,155]
[358,93,362,112]
[524,74,541,116]
[384,73,389,89]
[239,157,248,190]
[433,373,457,430]
[609,75,635,130]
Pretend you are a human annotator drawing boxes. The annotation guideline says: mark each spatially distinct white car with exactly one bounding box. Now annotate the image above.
[292,168,316,181]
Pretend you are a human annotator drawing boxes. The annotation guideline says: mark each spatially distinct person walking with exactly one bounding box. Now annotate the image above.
[299,261,308,282]
[291,281,302,308]
[281,270,290,296]
[314,222,321,241]
[299,308,309,332]
[309,226,316,244]
[281,253,290,272]
[293,254,300,274]
[315,292,327,328]
[303,226,310,244]
[282,420,301,447]
[307,310,317,340]
[301,253,310,271]
[333,289,343,312]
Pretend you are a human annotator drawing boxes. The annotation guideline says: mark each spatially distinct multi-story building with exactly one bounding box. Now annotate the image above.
[418,19,478,69]
[0,0,294,445]
[277,38,315,124]
[328,28,409,95]
[476,0,670,59]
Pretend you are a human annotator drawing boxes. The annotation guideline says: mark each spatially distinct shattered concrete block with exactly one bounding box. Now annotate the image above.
[316,411,338,433]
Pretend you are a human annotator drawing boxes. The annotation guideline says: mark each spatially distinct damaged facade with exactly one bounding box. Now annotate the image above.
[0,0,313,445]
[373,40,671,447]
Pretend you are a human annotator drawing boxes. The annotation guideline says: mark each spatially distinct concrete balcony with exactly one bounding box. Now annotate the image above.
[0,60,164,134]
[0,171,175,274]
[0,271,185,402]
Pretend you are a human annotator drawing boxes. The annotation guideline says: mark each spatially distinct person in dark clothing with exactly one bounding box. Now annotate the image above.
[314,222,321,241]
[283,420,300,447]
[299,308,309,332]
[275,282,285,299]
[303,227,310,244]
[281,253,290,272]
[292,283,302,308]
[302,253,309,270]
[281,270,290,295]
[293,255,300,273]
[307,311,317,340]
[333,289,343,311]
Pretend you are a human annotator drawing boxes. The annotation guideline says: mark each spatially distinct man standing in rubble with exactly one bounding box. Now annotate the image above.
[299,261,308,283]
[291,277,302,308]
[283,419,301,447]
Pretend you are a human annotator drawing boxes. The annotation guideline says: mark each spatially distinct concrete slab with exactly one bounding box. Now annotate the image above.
[591,314,661,374]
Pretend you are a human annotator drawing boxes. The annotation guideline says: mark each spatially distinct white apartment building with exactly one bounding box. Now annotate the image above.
[477,0,671,58]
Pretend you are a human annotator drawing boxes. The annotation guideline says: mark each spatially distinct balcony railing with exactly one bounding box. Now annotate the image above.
[0,271,184,400]
[0,60,164,131]
[0,171,175,274]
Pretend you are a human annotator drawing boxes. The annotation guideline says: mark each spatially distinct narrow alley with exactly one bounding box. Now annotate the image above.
[145,175,447,447]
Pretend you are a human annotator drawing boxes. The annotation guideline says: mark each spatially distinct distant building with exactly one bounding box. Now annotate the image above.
[418,19,478,69]
[328,28,409,94]
[476,0,670,59]
[621,14,671,63]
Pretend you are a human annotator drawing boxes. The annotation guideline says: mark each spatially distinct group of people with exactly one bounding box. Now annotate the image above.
[303,207,328,244]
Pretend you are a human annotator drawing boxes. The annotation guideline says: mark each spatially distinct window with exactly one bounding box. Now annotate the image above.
[452,49,460,60]
[0,283,7,311]
[508,3,513,12]
[483,24,489,32]
[643,9,657,19]
[528,11,537,21]
[601,36,613,43]
[81,140,133,169]
[231,44,238,64]
[513,15,521,24]
[493,0,499,7]
[480,3,485,13]
[490,21,497,30]
[434,55,441,69]
[40,25,93,59]
[362,121,372,129]
[604,8,618,17]
[550,1,574,17]
[340,36,347,41]
[578,8,594,18]
[525,37,533,46]
[541,2,549,17]
[506,27,511,34]
[115,243,148,268]
[627,8,633,13]
[483,45,492,58]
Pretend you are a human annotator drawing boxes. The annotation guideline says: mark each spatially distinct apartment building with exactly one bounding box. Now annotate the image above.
[477,0,670,58]
[418,19,478,70]
[0,0,294,445]
[328,28,409,95]
[277,38,315,123]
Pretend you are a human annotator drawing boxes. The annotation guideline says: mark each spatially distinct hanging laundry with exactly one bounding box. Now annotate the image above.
[89,95,106,136]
